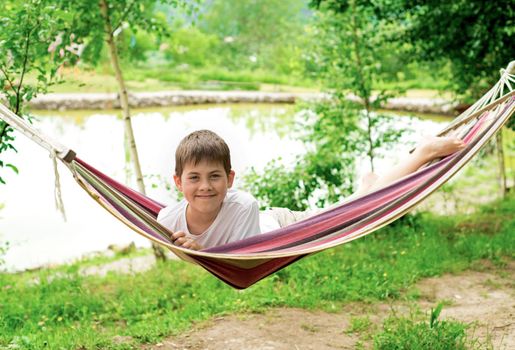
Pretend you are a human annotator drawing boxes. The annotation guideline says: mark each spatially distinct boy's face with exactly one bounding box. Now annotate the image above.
[173,160,235,217]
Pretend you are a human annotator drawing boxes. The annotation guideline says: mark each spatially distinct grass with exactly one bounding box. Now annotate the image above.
[376,77,450,92]
[347,316,373,334]
[35,65,455,97]
[347,304,489,350]
[42,66,319,94]
[374,304,470,350]
[51,245,151,273]
[0,195,513,349]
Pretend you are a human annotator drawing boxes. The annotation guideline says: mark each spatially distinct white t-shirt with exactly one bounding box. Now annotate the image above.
[157,189,262,249]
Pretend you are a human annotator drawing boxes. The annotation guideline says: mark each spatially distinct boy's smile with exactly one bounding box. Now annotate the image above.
[174,160,235,234]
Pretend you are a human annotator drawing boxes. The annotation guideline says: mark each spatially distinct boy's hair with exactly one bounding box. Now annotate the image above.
[175,130,232,176]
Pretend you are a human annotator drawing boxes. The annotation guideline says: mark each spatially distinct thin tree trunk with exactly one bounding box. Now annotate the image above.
[496,130,507,198]
[99,0,167,261]
[350,0,374,172]
[363,105,375,173]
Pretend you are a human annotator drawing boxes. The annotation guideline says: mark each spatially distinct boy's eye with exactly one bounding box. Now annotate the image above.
[210,174,221,179]
[188,176,199,181]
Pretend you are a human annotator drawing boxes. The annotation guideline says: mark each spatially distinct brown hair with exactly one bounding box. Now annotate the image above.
[175,130,231,176]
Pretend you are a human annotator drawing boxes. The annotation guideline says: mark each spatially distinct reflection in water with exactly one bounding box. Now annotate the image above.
[0,104,447,271]
[225,104,297,138]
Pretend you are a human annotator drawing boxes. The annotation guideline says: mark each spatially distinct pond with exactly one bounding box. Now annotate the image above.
[0,104,449,271]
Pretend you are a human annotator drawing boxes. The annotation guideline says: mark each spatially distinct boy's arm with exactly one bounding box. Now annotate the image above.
[235,200,261,239]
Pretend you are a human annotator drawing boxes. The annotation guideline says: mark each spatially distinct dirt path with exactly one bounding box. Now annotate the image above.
[143,262,514,350]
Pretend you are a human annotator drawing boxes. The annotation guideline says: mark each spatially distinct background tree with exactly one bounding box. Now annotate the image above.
[244,0,406,210]
[243,101,361,210]
[311,0,406,171]
[163,24,218,68]
[199,0,309,75]
[0,0,75,184]
[60,0,198,260]
[386,0,514,103]
[386,0,515,194]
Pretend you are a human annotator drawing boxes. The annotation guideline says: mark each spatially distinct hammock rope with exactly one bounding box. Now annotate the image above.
[0,63,514,289]
[51,149,67,221]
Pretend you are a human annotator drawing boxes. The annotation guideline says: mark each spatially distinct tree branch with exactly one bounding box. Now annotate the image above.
[0,65,17,145]
[0,121,10,144]
[0,66,17,93]
[350,0,374,171]
[15,24,36,115]
[111,0,136,36]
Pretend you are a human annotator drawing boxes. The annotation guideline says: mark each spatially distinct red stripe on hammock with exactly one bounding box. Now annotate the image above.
[75,158,164,217]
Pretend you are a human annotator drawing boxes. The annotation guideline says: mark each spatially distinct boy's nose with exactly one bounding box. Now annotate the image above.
[199,179,212,190]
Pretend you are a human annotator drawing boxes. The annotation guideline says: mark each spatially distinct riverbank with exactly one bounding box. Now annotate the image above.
[27,90,459,115]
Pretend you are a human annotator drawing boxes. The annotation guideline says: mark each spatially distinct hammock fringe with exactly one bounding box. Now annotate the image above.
[51,150,67,221]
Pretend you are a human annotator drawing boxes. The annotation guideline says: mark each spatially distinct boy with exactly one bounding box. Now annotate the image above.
[158,130,465,250]
[157,130,261,250]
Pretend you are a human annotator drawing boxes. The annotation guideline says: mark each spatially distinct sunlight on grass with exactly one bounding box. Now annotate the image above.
[25,67,451,96]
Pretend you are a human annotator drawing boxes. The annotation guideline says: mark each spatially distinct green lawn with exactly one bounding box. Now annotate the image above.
[1,195,513,349]
[35,66,452,97]
[41,66,319,94]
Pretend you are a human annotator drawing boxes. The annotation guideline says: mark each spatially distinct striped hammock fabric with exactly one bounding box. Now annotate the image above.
[1,64,514,289]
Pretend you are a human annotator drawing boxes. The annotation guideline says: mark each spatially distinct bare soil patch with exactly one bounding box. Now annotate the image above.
[142,261,514,350]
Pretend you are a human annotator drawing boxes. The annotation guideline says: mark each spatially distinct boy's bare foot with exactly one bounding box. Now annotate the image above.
[416,136,466,161]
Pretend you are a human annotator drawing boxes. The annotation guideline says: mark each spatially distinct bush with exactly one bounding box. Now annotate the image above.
[163,26,219,67]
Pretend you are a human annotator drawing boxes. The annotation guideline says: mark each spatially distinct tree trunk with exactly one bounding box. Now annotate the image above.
[350,0,375,172]
[496,130,507,198]
[99,0,167,261]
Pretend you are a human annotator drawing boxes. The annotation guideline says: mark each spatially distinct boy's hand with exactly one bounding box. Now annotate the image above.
[172,231,202,250]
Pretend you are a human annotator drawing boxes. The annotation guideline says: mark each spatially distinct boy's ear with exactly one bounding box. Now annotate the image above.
[173,174,183,191]
[227,170,235,188]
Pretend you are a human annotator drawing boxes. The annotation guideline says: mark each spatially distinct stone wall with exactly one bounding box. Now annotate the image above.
[26,90,458,115]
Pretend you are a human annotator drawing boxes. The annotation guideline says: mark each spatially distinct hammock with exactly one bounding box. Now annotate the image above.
[1,63,514,289]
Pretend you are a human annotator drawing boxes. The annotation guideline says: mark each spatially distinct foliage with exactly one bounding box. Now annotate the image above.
[244,98,360,210]
[374,304,469,350]
[163,25,219,67]
[507,113,515,131]
[0,195,513,348]
[59,0,198,67]
[0,204,8,270]
[0,241,9,271]
[387,0,514,100]
[73,0,311,84]
[119,29,159,64]
[311,0,514,132]
[199,0,310,72]
[243,0,406,210]
[0,0,76,184]
[310,0,408,168]
[311,0,514,100]
[75,0,310,77]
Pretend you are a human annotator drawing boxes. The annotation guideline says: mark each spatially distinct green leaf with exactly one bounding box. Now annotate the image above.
[430,303,444,329]
[6,163,18,174]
